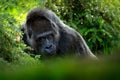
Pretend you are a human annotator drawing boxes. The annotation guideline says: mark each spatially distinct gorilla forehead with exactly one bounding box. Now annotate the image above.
[31,20,55,34]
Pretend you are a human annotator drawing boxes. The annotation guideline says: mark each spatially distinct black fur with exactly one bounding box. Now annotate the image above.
[21,8,97,59]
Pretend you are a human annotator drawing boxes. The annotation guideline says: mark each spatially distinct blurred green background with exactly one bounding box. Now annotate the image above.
[0,0,120,79]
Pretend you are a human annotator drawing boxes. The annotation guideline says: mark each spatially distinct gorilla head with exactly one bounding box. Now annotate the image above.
[22,8,97,59]
[25,11,60,56]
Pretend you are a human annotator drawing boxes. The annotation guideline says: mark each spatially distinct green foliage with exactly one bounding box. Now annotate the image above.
[0,0,120,79]
[0,0,119,61]
[0,12,38,65]
[0,56,120,80]
[45,0,120,54]
[0,13,19,61]
[0,0,45,24]
[0,0,43,65]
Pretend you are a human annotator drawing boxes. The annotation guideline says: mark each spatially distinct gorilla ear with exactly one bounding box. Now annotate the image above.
[28,29,32,38]
[27,26,33,38]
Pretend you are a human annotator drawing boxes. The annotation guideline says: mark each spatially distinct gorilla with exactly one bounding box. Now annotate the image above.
[21,8,97,59]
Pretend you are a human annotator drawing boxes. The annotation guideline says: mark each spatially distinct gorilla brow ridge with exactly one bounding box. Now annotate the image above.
[36,31,53,38]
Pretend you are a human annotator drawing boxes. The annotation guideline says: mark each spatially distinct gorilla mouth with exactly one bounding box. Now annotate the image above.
[40,48,57,56]
[44,49,56,54]
[41,51,56,56]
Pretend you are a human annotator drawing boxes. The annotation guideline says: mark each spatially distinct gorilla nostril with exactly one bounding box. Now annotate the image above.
[46,45,52,49]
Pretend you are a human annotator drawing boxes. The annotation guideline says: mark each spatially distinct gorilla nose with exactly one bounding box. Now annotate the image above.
[45,45,52,49]
[44,45,56,54]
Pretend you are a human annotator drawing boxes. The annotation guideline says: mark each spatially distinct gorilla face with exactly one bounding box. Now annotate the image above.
[36,31,57,55]
[27,19,60,56]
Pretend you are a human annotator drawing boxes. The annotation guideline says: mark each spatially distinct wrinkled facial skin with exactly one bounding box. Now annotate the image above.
[35,31,57,56]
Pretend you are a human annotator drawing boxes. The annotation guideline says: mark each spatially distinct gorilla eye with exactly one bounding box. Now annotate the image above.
[39,38,45,42]
[47,35,53,39]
